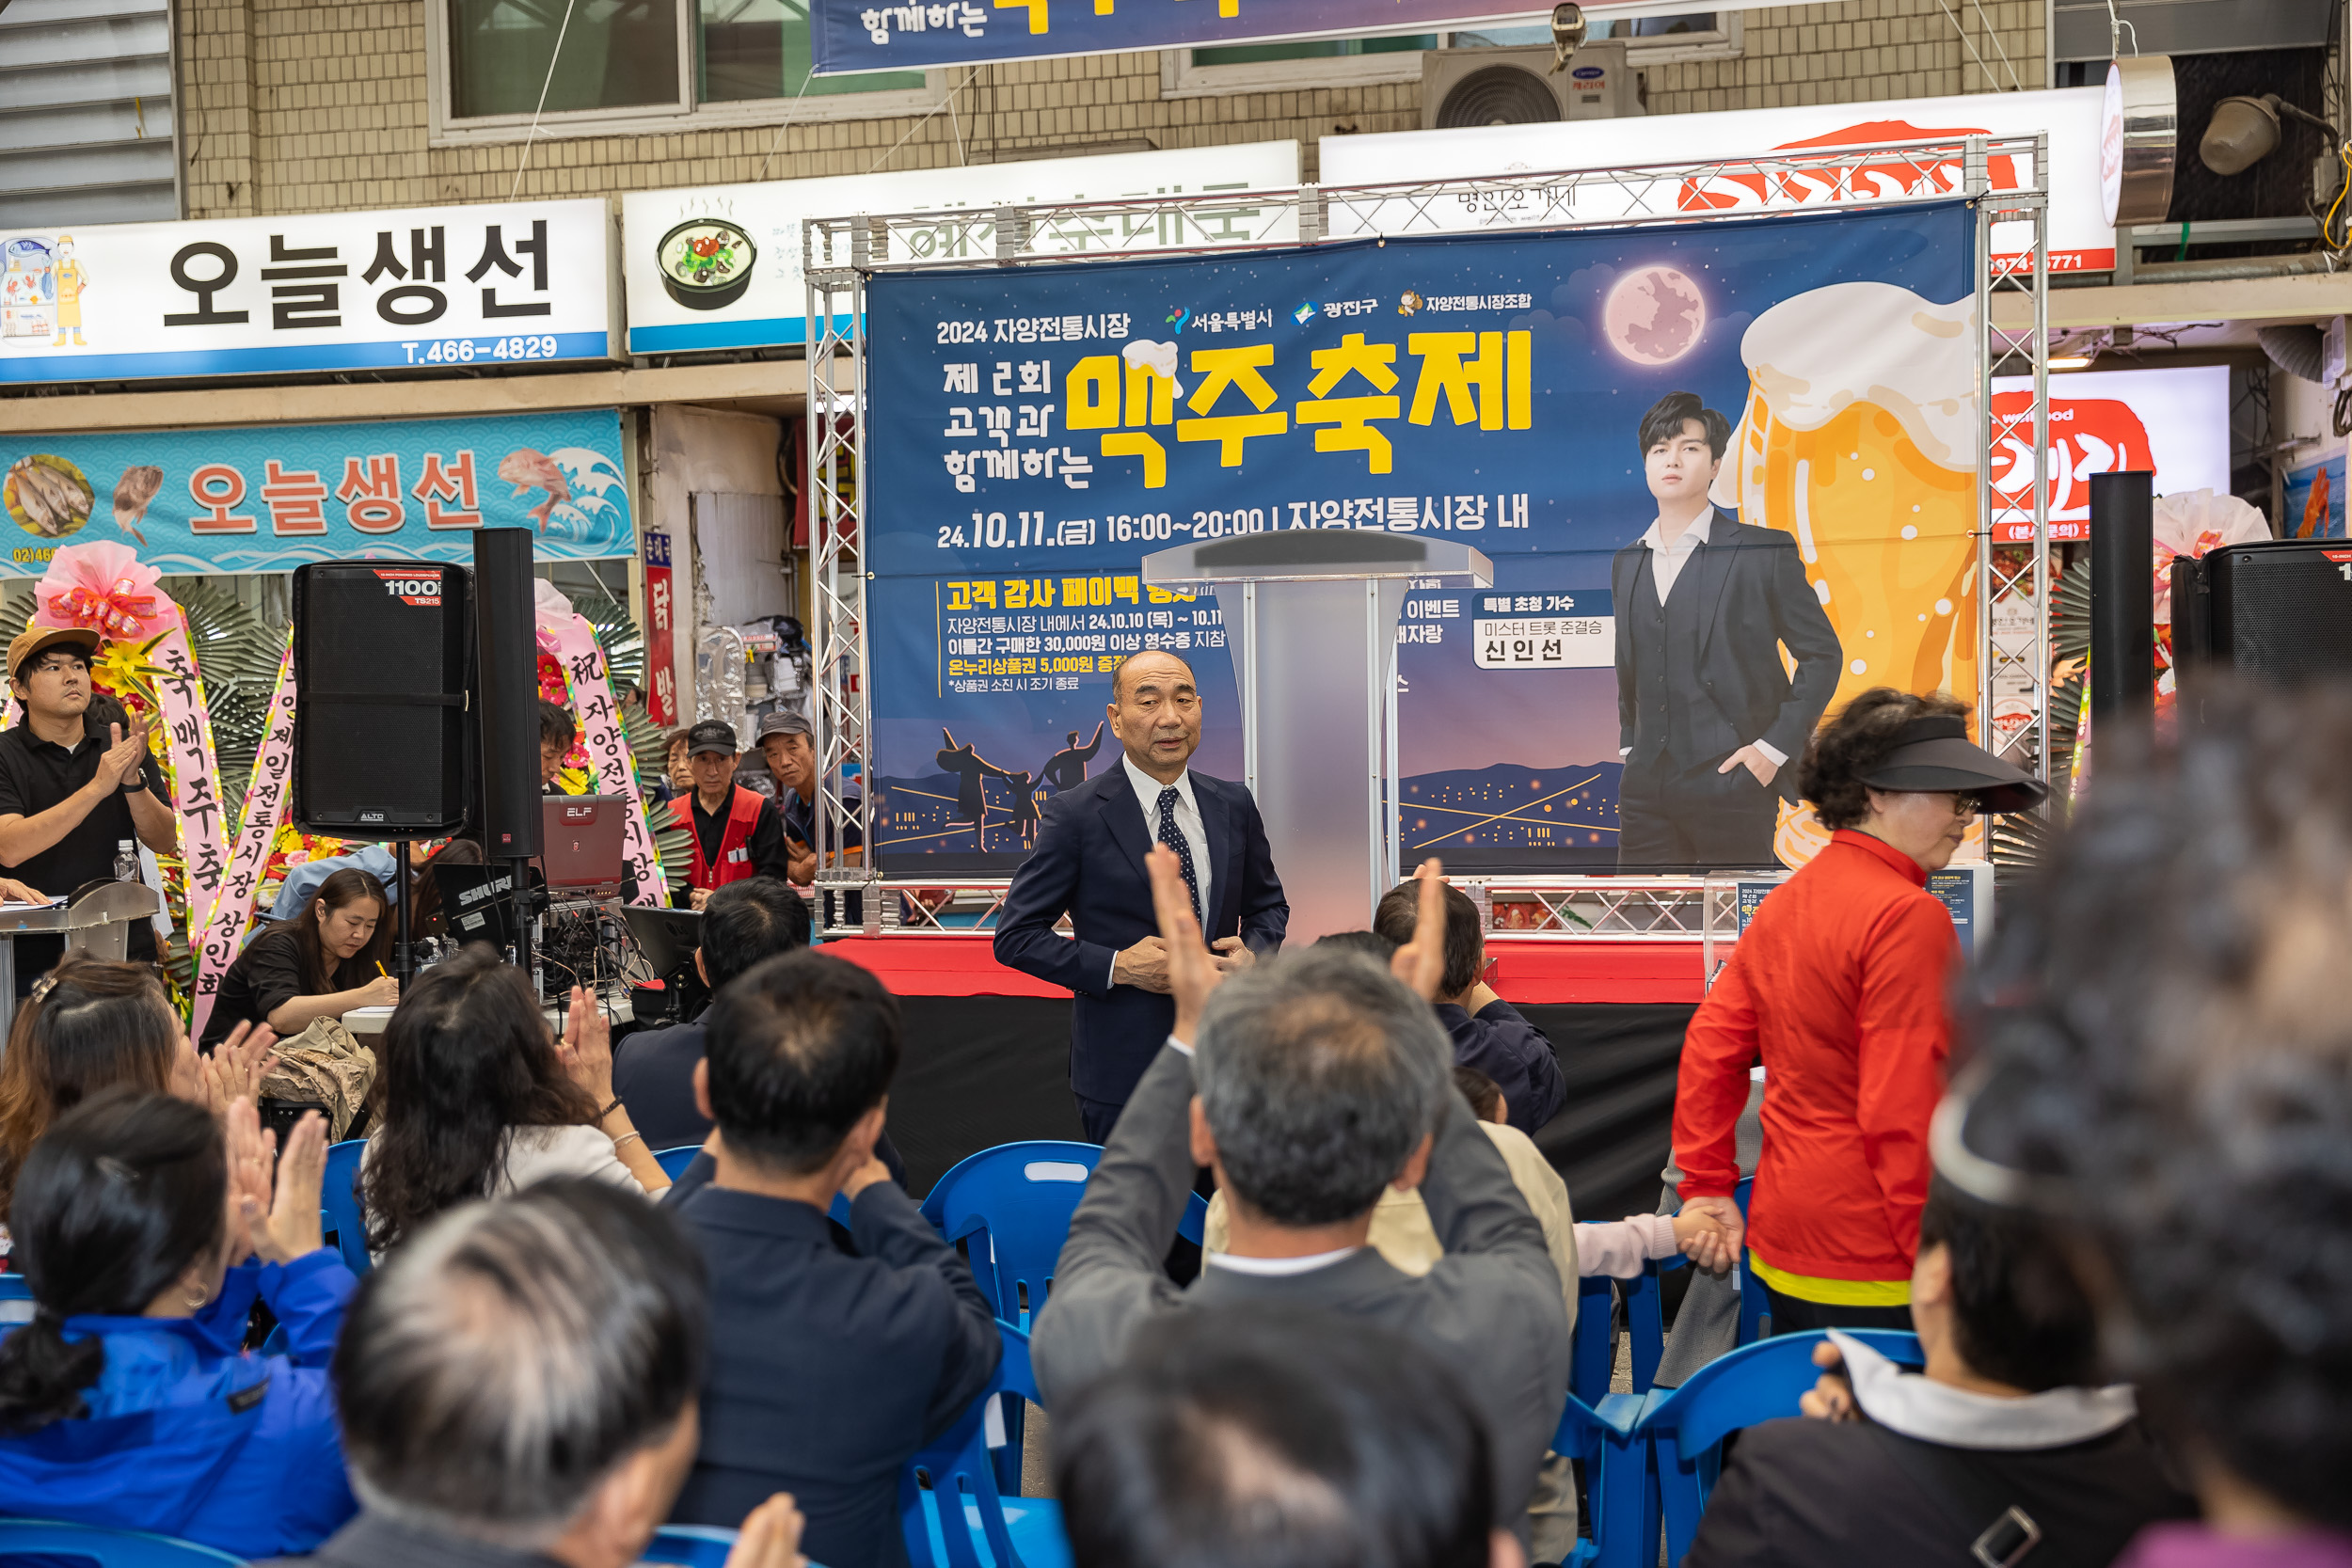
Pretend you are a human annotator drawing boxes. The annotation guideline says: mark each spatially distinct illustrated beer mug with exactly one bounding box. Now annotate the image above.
[1708,281,1983,867]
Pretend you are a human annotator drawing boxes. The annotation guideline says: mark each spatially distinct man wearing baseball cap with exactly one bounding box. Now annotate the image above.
[754,710,865,888]
[682,720,791,910]
[0,628,177,978]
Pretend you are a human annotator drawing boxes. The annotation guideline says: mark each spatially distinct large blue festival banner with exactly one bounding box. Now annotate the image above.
[0,410,632,576]
[815,0,1662,74]
[864,201,1979,873]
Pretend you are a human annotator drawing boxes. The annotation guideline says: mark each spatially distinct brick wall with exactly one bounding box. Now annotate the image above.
[178,0,2044,220]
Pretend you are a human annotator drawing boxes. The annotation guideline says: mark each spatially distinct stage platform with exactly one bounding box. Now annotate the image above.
[817,933,1700,1224]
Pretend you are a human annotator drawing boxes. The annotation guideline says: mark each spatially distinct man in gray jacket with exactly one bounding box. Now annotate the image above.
[1032,854,1573,1539]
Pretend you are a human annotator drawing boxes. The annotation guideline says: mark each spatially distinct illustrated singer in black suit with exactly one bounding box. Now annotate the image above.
[993,649,1289,1140]
[1613,390,1843,869]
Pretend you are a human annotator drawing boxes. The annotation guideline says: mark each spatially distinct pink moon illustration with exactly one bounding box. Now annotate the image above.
[1603,266,1707,365]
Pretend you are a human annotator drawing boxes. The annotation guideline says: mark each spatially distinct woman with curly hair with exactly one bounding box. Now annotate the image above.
[358,945,668,1257]
[1671,688,2045,1334]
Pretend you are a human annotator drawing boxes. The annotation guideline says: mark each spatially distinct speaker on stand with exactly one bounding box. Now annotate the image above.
[472,529,544,986]
[290,561,475,986]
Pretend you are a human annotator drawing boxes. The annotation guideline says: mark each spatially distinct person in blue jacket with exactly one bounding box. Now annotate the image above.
[0,1087,358,1557]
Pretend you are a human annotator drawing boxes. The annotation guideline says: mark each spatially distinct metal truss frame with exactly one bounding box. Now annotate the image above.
[803,135,2051,940]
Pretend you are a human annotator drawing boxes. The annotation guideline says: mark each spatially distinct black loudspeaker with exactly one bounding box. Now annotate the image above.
[2171,538,2352,689]
[2089,471,2155,724]
[473,529,544,859]
[291,562,474,834]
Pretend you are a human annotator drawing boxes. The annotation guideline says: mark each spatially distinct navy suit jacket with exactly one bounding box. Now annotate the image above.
[993,763,1288,1105]
[665,1155,999,1568]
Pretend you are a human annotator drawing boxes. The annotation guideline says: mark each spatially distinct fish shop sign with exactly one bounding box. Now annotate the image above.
[0,410,635,576]
[0,199,617,385]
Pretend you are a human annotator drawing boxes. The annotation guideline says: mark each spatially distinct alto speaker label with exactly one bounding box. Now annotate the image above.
[373,567,444,607]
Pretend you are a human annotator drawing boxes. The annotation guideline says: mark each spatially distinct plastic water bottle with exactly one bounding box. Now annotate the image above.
[114,839,137,883]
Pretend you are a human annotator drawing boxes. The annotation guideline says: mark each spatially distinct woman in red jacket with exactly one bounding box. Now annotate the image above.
[1673,689,2046,1333]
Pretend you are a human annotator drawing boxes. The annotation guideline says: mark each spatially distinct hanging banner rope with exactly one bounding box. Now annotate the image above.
[546,612,669,906]
[191,641,295,1039]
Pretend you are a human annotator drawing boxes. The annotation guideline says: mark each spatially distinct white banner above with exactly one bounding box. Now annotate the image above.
[621,141,1302,355]
[1,199,618,387]
[1319,87,2112,273]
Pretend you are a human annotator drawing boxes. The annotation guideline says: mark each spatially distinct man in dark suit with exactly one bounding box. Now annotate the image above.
[993,649,1289,1140]
[1613,390,1842,868]
[612,876,809,1150]
[662,950,1000,1568]
[1031,858,1570,1544]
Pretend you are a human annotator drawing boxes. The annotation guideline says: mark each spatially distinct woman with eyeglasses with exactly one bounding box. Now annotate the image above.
[1669,688,2046,1334]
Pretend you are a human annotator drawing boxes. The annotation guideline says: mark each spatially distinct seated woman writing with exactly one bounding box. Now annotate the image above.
[199,866,397,1053]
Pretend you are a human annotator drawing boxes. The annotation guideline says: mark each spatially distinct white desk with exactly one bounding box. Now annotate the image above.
[341,992,633,1038]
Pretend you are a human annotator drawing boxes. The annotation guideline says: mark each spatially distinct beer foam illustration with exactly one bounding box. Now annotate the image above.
[1123,339,1184,398]
[1719,282,1977,481]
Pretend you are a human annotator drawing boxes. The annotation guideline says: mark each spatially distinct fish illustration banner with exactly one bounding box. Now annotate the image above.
[860,200,1979,874]
[0,409,633,575]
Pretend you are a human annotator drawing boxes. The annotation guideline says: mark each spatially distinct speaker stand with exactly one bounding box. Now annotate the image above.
[393,840,415,986]
[507,855,536,990]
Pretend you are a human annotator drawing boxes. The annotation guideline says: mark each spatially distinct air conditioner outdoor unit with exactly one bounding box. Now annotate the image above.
[1420,41,1644,130]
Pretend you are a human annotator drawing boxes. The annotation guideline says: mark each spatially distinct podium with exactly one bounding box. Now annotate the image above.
[1141,531,1492,942]
[0,880,164,1044]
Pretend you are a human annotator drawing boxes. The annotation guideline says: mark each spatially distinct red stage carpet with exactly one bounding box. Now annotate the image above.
[818,934,1706,1006]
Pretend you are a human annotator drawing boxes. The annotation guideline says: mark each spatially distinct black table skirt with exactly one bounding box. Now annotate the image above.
[888,997,1692,1226]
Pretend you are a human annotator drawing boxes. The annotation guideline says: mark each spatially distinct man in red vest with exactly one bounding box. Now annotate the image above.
[683,721,791,910]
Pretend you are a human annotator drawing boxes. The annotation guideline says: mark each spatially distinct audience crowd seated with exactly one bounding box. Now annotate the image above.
[284,1178,803,1568]
[361,947,668,1253]
[0,1090,357,1556]
[200,865,399,1052]
[0,957,272,1227]
[1372,883,1567,1134]
[1033,854,1571,1546]
[1948,686,2352,1568]
[1688,1175,2194,1566]
[11,678,2352,1568]
[660,949,999,1566]
[1056,1303,1520,1568]
[614,876,811,1150]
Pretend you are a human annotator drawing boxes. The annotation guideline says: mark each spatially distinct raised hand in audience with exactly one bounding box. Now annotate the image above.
[1148,844,1222,1043]
[171,1019,278,1118]
[1390,858,1449,1002]
[223,1095,327,1263]
[723,1493,808,1568]
[1673,1205,1736,1274]
[557,986,618,1104]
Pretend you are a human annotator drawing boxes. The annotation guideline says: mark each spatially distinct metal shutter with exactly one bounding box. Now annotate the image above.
[0,0,176,227]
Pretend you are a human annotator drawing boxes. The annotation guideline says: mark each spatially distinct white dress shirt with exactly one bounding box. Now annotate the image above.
[1624,509,1787,769]
[1109,752,1213,990]
[1203,1245,1364,1276]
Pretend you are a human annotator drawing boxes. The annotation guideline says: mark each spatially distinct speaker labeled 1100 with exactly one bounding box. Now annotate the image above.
[290,560,475,835]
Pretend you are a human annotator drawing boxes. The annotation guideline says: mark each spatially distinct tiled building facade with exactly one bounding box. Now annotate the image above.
[180,0,2046,221]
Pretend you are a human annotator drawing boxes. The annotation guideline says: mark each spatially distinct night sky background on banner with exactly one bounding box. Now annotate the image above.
[864,201,1974,872]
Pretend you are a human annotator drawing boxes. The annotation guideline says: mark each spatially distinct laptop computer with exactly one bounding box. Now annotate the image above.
[543,795,627,895]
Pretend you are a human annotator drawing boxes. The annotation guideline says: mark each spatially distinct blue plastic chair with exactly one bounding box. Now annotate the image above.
[322,1138,370,1275]
[1551,1389,1648,1568]
[1636,1327,1923,1565]
[639,1524,739,1568]
[1732,1177,1766,1345]
[917,1142,1206,1332]
[0,1520,244,1568]
[900,1322,1069,1568]
[656,1144,703,1180]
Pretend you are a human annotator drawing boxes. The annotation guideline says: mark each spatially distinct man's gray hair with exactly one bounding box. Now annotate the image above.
[331,1179,709,1548]
[1193,946,1452,1227]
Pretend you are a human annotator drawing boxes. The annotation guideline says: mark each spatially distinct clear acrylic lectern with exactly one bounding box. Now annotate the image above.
[1140,531,1492,942]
